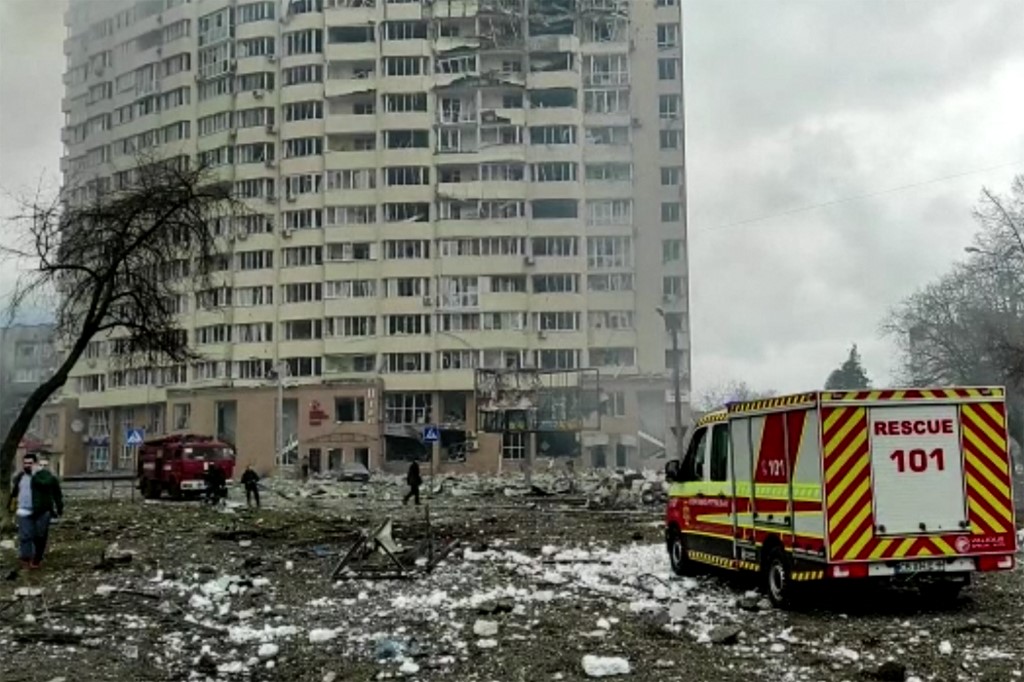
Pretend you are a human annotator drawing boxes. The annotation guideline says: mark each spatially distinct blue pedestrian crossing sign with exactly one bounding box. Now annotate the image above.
[125,428,145,446]
[422,426,440,443]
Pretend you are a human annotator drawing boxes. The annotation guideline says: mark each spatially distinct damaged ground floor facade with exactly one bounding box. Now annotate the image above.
[28,376,689,478]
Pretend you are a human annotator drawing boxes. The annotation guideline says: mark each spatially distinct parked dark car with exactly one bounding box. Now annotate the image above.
[334,462,371,483]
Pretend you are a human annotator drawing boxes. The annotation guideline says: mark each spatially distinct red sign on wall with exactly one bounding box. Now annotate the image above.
[309,400,330,426]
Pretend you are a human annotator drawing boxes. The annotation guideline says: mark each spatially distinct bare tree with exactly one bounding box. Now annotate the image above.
[884,175,1024,444]
[0,157,240,525]
[696,380,777,414]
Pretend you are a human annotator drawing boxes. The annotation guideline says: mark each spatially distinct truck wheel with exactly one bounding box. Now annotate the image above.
[667,530,693,576]
[763,547,795,609]
[142,480,159,500]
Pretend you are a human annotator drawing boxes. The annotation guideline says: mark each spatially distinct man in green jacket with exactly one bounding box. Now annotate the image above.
[8,452,64,569]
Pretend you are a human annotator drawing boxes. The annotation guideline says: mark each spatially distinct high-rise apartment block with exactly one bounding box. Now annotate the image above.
[54,0,691,475]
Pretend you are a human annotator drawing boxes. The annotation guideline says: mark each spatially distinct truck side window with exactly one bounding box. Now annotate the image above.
[709,424,730,482]
[681,427,708,482]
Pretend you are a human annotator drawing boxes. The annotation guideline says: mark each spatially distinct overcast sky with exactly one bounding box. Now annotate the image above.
[1,0,1023,398]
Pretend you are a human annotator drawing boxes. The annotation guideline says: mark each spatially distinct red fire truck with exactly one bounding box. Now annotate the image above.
[665,387,1018,608]
[137,434,236,499]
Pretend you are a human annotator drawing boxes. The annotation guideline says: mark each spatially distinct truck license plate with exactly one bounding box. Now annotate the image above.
[895,559,945,574]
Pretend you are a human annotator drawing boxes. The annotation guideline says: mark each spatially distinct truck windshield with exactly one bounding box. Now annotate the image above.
[183,447,234,461]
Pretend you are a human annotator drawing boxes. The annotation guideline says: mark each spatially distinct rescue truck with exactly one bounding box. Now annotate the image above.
[664,387,1018,608]
[137,434,236,499]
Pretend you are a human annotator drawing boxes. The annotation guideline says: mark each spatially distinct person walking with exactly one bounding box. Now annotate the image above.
[8,452,64,570]
[241,464,261,508]
[403,459,422,506]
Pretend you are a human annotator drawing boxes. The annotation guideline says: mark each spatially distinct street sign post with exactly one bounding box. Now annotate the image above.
[422,426,439,443]
[125,428,145,446]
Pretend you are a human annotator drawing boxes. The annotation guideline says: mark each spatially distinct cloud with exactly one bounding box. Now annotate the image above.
[685,0,1024,396]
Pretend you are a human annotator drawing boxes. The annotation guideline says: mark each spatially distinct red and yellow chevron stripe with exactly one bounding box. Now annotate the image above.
[824,399,1015,562]
[823,387,1004,402]
[822,406,874,561]
[961,402,1014,536]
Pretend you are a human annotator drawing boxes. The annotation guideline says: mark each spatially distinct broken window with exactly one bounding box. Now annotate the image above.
[335,397,367,423]
[385,129,429,149]
[328,25,375,43]
[529,88,576,108]
[531,199,578,219]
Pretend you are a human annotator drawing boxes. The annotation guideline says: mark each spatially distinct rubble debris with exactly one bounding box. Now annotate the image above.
[473,619,500,637]
[582,655,631,677]
[708,625,742,645]
[869,661,908,681]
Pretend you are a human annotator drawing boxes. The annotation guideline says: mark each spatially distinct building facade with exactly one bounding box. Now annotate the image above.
[0,325,61,471]
[58,0,692,476]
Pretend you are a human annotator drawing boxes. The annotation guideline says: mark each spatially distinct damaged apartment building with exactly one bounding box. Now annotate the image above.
[52,0,691,476]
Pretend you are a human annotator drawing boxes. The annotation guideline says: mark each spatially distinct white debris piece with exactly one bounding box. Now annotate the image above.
[217,661,246,674]
[285,561,295,571]
[770,643,786,653]
[833,646,860,662]
[95,585,117,596]
[582,655,631,678]
[0,539,15,550]
[473,620,499,638]
[596,618,611,630]
[309,628,338,644]
[938,640,953,655]
[227,624,298,644]
[476,639,498,649]
[399,660,420,675]
[257,643,279,660]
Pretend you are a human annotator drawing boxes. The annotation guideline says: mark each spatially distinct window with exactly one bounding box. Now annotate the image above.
[659,94,681,119]
[384,240,430,259]
[282,319,323,340]
[284,137,323,158]
[284,101,323,121]
[658,57,679,80]
[233,285,273,307]
[661,202,682,222]
[661,166,682,185]
[481,312,527,331]
[586,126,629,146]
[384,393,431,424]
[386,315,431,336]
[657,23,680,48]
[238,37,275,58]
[284,29,323,55]
[325,279,376,298]
[531,236,578,257]
[587,273,633,292]
[585,163,632,182]
[234,322,273,343]
[532,274,577,293]
[589,310,634,330]
[532,162,577,182]
[439,349,479,370]
[236,72,275,92]
[587,237,632,268]
[283,209,324,230]
[502,432,526,460]
[384,57,426,76]
[283,246,323,267]
[681,427,708,482]
[385,20,427,40]
[660,130,681,149]
[236,2,275,25]
[235,250,273,270]
[384,352,431,373]
[384,203,429,222]
[385,129,429,149]
[384,93,428,113]
[605,391,626,417]
[529,125,576,145]
[283,64,323,86]
[662,240,683,263]
[663,276,684,298]
[285,173,323,196]
[326,168,376,190]
[282,282,323,303]
[325,205,377,225]
[584,88,629,114]
[589,347,636,367]
[326,316,376,337]
[335,397,367,423]
[326,242,375,261]
[536,312,578,332]
[586,199,632,226]
[534,349,579,370]
[171,403,191,431]
[384,278,429,297]
[386,166,430,186]
[709,424,730,482]
[284,357,323,377]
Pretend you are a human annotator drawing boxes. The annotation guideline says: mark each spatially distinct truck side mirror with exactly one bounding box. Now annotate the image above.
[664,460,681,482]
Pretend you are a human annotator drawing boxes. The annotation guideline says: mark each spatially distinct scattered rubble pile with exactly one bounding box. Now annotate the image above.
[1,496,1022,681]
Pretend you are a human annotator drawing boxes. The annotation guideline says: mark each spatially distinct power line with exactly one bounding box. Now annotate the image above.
[695,159,1024,232]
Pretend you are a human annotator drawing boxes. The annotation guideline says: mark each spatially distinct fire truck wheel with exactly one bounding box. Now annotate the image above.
[142,480,159,500]
[667,531,692,576]
[764,547,794,609]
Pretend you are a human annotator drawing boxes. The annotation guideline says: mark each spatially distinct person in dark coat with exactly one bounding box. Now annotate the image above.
[403,459,422,506]
[204,464,227,506]
[240,464,260,508]
[8,452,64,569]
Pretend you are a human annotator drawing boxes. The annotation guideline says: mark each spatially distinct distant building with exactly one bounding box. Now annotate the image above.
[0,325,60,468]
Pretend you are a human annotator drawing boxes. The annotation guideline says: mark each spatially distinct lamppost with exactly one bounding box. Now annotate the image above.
[656,307,685,461]
[266,360,289,469]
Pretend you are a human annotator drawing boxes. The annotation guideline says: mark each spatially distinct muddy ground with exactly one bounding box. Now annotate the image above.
[1,483,1021,682]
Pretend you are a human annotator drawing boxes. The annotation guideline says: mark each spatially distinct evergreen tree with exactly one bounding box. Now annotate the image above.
[825,344,872,390]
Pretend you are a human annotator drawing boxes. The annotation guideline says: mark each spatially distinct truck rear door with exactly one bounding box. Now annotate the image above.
[822,388,1017,565]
